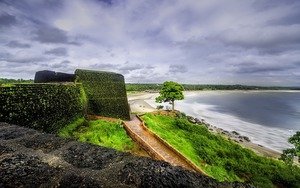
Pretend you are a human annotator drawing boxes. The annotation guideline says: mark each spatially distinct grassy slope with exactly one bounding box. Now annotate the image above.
[142,113,300,188]
[59,118,134,151]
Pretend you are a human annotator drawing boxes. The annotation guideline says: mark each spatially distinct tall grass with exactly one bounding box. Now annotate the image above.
[59,118,134,151]
[142,113,300,187]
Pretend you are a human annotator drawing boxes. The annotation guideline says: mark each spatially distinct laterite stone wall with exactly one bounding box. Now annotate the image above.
[75,69,130,120]
[0,83,86,133]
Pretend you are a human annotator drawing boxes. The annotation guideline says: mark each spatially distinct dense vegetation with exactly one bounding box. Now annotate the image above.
[59,118,135,151]
[0,83,86,133]
[126,83,300,91]
[280,131,300,164]
[142,112,300,187]
[75,69,130,120]
[2,78,299,91]
[0,78,33,86]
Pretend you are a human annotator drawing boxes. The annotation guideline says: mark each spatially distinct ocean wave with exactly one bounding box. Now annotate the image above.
[146,98,295,152]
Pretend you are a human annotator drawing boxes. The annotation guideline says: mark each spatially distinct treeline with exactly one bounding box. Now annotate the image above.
[0,78,33,85]
[1,79,299,91]
[126,83,300,91]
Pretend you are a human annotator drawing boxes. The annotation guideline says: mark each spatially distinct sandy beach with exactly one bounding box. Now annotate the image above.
[127,91,282,159]
[127,92,158,113]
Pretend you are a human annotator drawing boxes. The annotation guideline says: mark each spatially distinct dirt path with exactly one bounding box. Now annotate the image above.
[123,115,205,174]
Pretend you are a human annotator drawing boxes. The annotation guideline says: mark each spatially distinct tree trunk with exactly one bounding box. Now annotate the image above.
[172,99,175,111]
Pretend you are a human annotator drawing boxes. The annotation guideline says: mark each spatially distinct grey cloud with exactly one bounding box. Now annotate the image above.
[213,28,300,50]
[61,60,71,64]
[6,41,31,48]
[294,62,300,67]
[145,65,155,69]
[0,52,48,64]
[118,63,144,74]
[0,52,11,60]
[6,57,48,64]
[93,0,113,6]
[119,63,143,71]
[267,5,300,26]
[206,2,300,52]
[45,47,68,56]
[233,62,295,74]
[1,0,300,86]
[32,26,79,45]
[50,60,71,69]
[88,63,119,70]
[0,13,16,28]
[169,64,188,74]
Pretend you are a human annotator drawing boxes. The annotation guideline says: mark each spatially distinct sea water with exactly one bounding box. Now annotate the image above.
[146,91,300,152]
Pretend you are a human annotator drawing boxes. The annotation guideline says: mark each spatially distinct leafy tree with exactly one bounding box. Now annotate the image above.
[155,81,184,111]
[280,131,300,164]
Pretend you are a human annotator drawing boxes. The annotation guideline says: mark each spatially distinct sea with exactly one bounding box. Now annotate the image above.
[146,91,300,152]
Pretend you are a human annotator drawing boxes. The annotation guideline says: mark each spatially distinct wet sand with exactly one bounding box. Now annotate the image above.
[127,91,282,159]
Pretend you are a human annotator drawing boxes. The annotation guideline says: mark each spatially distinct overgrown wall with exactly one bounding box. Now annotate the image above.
[75,69,130,120]
[0,83,86,133]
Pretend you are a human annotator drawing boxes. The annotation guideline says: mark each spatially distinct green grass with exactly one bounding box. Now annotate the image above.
[59,118,135,151]
[142,113,300,187]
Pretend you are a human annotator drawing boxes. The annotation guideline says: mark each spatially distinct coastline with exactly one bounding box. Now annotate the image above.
[127,91,282,159]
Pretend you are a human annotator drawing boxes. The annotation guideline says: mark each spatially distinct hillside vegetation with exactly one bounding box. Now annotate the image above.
[141,112,300,187]
[59,118,134,151]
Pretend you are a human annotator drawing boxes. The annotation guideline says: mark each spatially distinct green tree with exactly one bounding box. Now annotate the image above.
[280,131,300,164]
[155,81,184,111]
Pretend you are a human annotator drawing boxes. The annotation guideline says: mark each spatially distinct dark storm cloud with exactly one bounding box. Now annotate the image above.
[32,26,79,45]
[169,64,188,74]
[0,13,16,28]
[6,41,31,48]
[45,47,68,56]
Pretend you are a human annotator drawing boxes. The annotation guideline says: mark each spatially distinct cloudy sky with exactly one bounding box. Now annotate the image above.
[1,0,300,86]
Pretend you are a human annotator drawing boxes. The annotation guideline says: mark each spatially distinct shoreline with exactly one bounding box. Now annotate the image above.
[127,91,282,159]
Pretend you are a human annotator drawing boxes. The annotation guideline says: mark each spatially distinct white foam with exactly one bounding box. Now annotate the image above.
[145,97,295,152]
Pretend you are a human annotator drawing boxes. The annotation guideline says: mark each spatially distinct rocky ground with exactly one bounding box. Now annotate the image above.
[0,122,254,187]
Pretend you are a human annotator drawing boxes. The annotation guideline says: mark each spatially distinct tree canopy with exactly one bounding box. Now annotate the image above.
[280,131,300,164]
[155,81,184,111]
